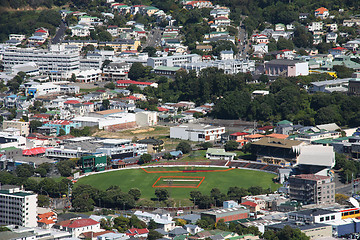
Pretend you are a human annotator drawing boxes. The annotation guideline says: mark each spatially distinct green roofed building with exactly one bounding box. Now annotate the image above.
[206,148,236,160]
[80,153,107,173]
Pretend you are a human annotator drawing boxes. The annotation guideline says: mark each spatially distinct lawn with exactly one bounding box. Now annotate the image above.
[76,167,280,201]
[181,150,207,161]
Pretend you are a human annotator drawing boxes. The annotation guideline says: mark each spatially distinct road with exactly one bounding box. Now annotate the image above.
[52,20,66,44]
[237,17,250,59]
[143,28,162,48]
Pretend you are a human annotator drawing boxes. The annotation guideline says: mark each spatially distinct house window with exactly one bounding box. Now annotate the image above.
[320,217,324,222]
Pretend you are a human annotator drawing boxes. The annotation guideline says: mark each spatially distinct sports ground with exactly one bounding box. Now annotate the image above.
[76,167,280,201]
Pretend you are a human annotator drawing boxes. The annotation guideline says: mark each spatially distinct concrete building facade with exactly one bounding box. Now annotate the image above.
[0,186,37,227]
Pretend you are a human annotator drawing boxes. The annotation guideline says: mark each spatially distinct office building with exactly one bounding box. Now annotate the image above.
[96,139,147,159]
[289,174,335,205]
[0,185,37,227]
[170,124,225,142]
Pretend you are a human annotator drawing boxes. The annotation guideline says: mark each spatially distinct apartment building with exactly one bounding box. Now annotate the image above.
[3,45,80,80]
[289,174,335,205]
[178,59,255,75]
[0,185,37,227]
[3,120,30,136]
[102,62,130,81]
[147,54,201,68]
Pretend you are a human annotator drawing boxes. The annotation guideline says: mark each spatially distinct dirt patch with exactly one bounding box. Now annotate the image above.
[131,128,155,134]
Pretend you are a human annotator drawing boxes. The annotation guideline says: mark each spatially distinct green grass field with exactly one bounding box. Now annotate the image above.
[76,167,280,201]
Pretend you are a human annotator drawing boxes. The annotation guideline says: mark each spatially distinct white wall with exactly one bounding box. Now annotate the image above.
[170,126,188,140]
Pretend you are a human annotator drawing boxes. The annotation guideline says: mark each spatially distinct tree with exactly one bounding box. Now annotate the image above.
[104,82,116,90]
[293,26,313,48]
[335,193,349,205]
[176,141,191,154]
[35,167,47,177]
[333,65,354,78]
[148,219,158,230]
[113,216,130,232]
[59,129,66,136]
[199,142,213,150]
[128,188,141,201]
[263,225,309,240]
[155,188,169,201]
[102,99,110,110]
[211,188,226,207]
[225,140,239,151]
[175,218,187,226]
[70,73,76,82]
[72,193,95,212]
[148,230,163,240]
[138,153,152,164]
[128,62,146,80]
[143,46,157,57]
[30,120,42,132]
[57,160,76,177]
[198,195,213,209]
[37,195,50,207]
[15,164,34,178]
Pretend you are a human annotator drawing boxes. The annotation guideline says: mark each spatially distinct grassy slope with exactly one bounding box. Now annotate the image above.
[76,167,280,201]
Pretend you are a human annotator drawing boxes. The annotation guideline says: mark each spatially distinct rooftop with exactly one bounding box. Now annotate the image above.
[290,174,331,181]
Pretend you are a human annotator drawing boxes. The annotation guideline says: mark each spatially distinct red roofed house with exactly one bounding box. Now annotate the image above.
[116,80,158,90]
[315,7,329,19]
[157,107,169,112]
[215,16,231,26]
[126,228,149,237]
[240,201,260,212]
[329,47,348,56]
[257,126,274,134]
[30,114,51,122]
[230,132,249,141]
[38,211,57,229]
[251,34,269,44]
[79,230,114,239]
[54,218,101,237]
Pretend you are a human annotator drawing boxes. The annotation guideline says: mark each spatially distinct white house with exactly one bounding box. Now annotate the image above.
[54,219,101,238]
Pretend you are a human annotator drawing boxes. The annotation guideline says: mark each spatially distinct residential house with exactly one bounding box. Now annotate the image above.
[315,7,329,19]
[102,62,130,81]
[328,47,348,56]
[214,17,231,26]
[251,34,269,44]
[326,32,338,43]
[54,218,101,238]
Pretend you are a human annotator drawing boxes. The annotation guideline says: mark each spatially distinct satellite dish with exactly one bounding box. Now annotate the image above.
[349,197,360,208]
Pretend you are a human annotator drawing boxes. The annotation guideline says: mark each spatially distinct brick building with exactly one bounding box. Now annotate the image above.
[201,207,249,222]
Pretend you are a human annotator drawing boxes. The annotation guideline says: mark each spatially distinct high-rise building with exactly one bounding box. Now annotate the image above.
[0,185,37,227]
[289,174,335,205]
[3,45,80,80]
